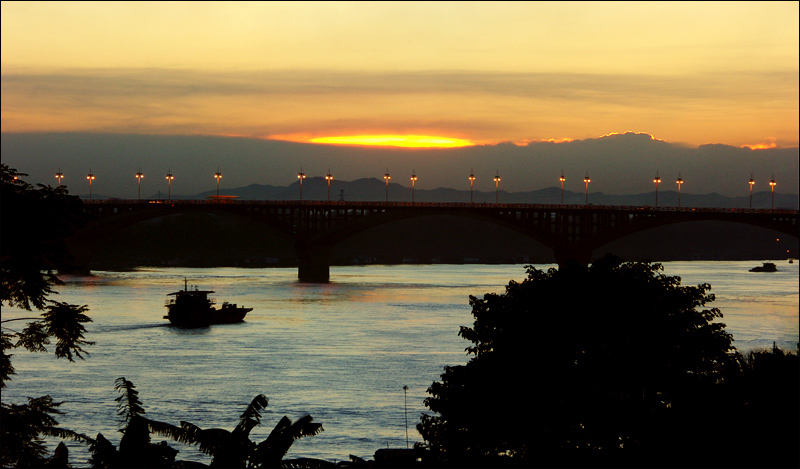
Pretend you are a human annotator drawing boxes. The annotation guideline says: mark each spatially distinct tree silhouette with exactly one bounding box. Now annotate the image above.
[1,164,85,311]
[86,377,324,468]
[158,394,324,468]
[87,377,181,468]
[0,395,93,468]
[722,345,799,467]
[1,164,94,467]
[418,255,738,467]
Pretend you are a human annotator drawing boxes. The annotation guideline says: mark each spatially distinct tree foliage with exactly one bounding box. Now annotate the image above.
[88,378,324,468]
[1,165,93,387]
[0,395,93,468]
[1,165,94,467]
[1,164,85,311]
[88,377,181,468]
[418,255,742,467]
[164,393,324,468]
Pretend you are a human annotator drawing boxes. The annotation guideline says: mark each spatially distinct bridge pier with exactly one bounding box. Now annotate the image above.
[295,241,333,283]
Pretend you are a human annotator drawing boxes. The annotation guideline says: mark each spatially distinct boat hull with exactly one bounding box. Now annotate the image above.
[164,307,252,328]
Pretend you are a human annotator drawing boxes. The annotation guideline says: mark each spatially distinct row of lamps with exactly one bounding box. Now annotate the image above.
[54,168,779,208]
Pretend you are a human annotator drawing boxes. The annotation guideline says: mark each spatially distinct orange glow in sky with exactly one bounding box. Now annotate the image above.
[1,3,798,148]
[742,139,778,150]
[306,135,475,148]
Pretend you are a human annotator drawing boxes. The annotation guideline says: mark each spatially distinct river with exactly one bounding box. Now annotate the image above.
[3,261,798,465]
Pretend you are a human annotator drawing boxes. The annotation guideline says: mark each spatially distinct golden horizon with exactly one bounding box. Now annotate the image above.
[306,135,476,148]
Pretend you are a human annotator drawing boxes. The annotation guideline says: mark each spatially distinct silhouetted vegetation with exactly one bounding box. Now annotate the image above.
[1,164,96,468]
[2,164,797,467]
[2,166,327,468]
[1,164,86,309]
[86,377,324,468]
[417,256,799,467]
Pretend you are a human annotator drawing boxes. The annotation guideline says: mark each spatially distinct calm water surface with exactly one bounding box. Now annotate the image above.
[3,261,798,465]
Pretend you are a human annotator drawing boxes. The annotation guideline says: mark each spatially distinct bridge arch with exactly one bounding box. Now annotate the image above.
[77,200,799,281]
[593,219,799,263]
[73,203,296,269]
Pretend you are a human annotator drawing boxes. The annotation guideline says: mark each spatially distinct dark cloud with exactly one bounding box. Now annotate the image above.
[1,132,796,200]
[3,67,795,102]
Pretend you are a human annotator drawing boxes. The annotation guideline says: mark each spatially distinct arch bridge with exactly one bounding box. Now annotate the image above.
[80,200,800,282]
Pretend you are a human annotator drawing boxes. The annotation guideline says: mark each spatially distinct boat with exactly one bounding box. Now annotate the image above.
[164,279,252,327]
[749,262,777,272]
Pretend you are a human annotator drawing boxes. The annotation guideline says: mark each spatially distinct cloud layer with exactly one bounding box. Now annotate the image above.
[2,68,797,147]
[2,131,796,200]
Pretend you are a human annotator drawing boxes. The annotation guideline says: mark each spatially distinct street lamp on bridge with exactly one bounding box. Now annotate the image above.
[748,174,755,209]
[214,168,223,196]
[325,170,333,201]
[653,172,661,207]
[410,170,417,204]
[676,173,683,207]
[87,170,95,200]
[55,169,64,187]
[166,170,174,202]
[469,169,476,204]
[769,175,777,211]
[135,169,144,200]
[384,169,391,202]
[297,168,306,201]
[583,173,591,205]
[559,171,566,205]
[493,171,501,204]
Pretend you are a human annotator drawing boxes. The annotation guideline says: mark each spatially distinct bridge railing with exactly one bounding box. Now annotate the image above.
[80,199,799,215]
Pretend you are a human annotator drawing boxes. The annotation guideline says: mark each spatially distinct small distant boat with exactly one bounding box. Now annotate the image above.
[749,262,777,273]
[164,279,252,328]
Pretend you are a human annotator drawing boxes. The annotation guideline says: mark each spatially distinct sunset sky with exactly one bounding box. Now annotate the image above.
[2,1,798,149]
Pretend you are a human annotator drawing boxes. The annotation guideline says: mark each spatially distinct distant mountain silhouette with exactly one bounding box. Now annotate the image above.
[3,132,798,200]
[168,177,798,209]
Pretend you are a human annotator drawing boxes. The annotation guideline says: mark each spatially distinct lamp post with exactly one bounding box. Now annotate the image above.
[297,168,306,201]
[493,171,501,204]
[55,169,64,187]
[402,385,409,450]
[676,174,683,207]
[384,169,391,202]
[135,169,144,200]
[769,175,777,211]
[748,174,755,209]
[469,169,476,204]
[325,170,333,202]
[583,173,591,205]
[87,170,95,200]
[653,172,661,207]
[214,168,222,196]
[166,170,174,202]
[559,171,566,205]
[410,170,417,204]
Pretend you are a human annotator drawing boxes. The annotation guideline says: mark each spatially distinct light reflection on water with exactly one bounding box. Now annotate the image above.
[2,261,798,465]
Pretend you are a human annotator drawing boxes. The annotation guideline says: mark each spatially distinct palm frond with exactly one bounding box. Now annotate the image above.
[233,394,269,438]
[114,377,145,430]
[41,426,95,445]
[263,416,292,445]
[251,415,324,467]
[147,418,194,445]
[178,421,233,456]
[287,415,324,440]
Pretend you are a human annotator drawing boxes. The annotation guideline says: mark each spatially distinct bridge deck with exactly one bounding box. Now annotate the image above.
[79,199,799,281]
